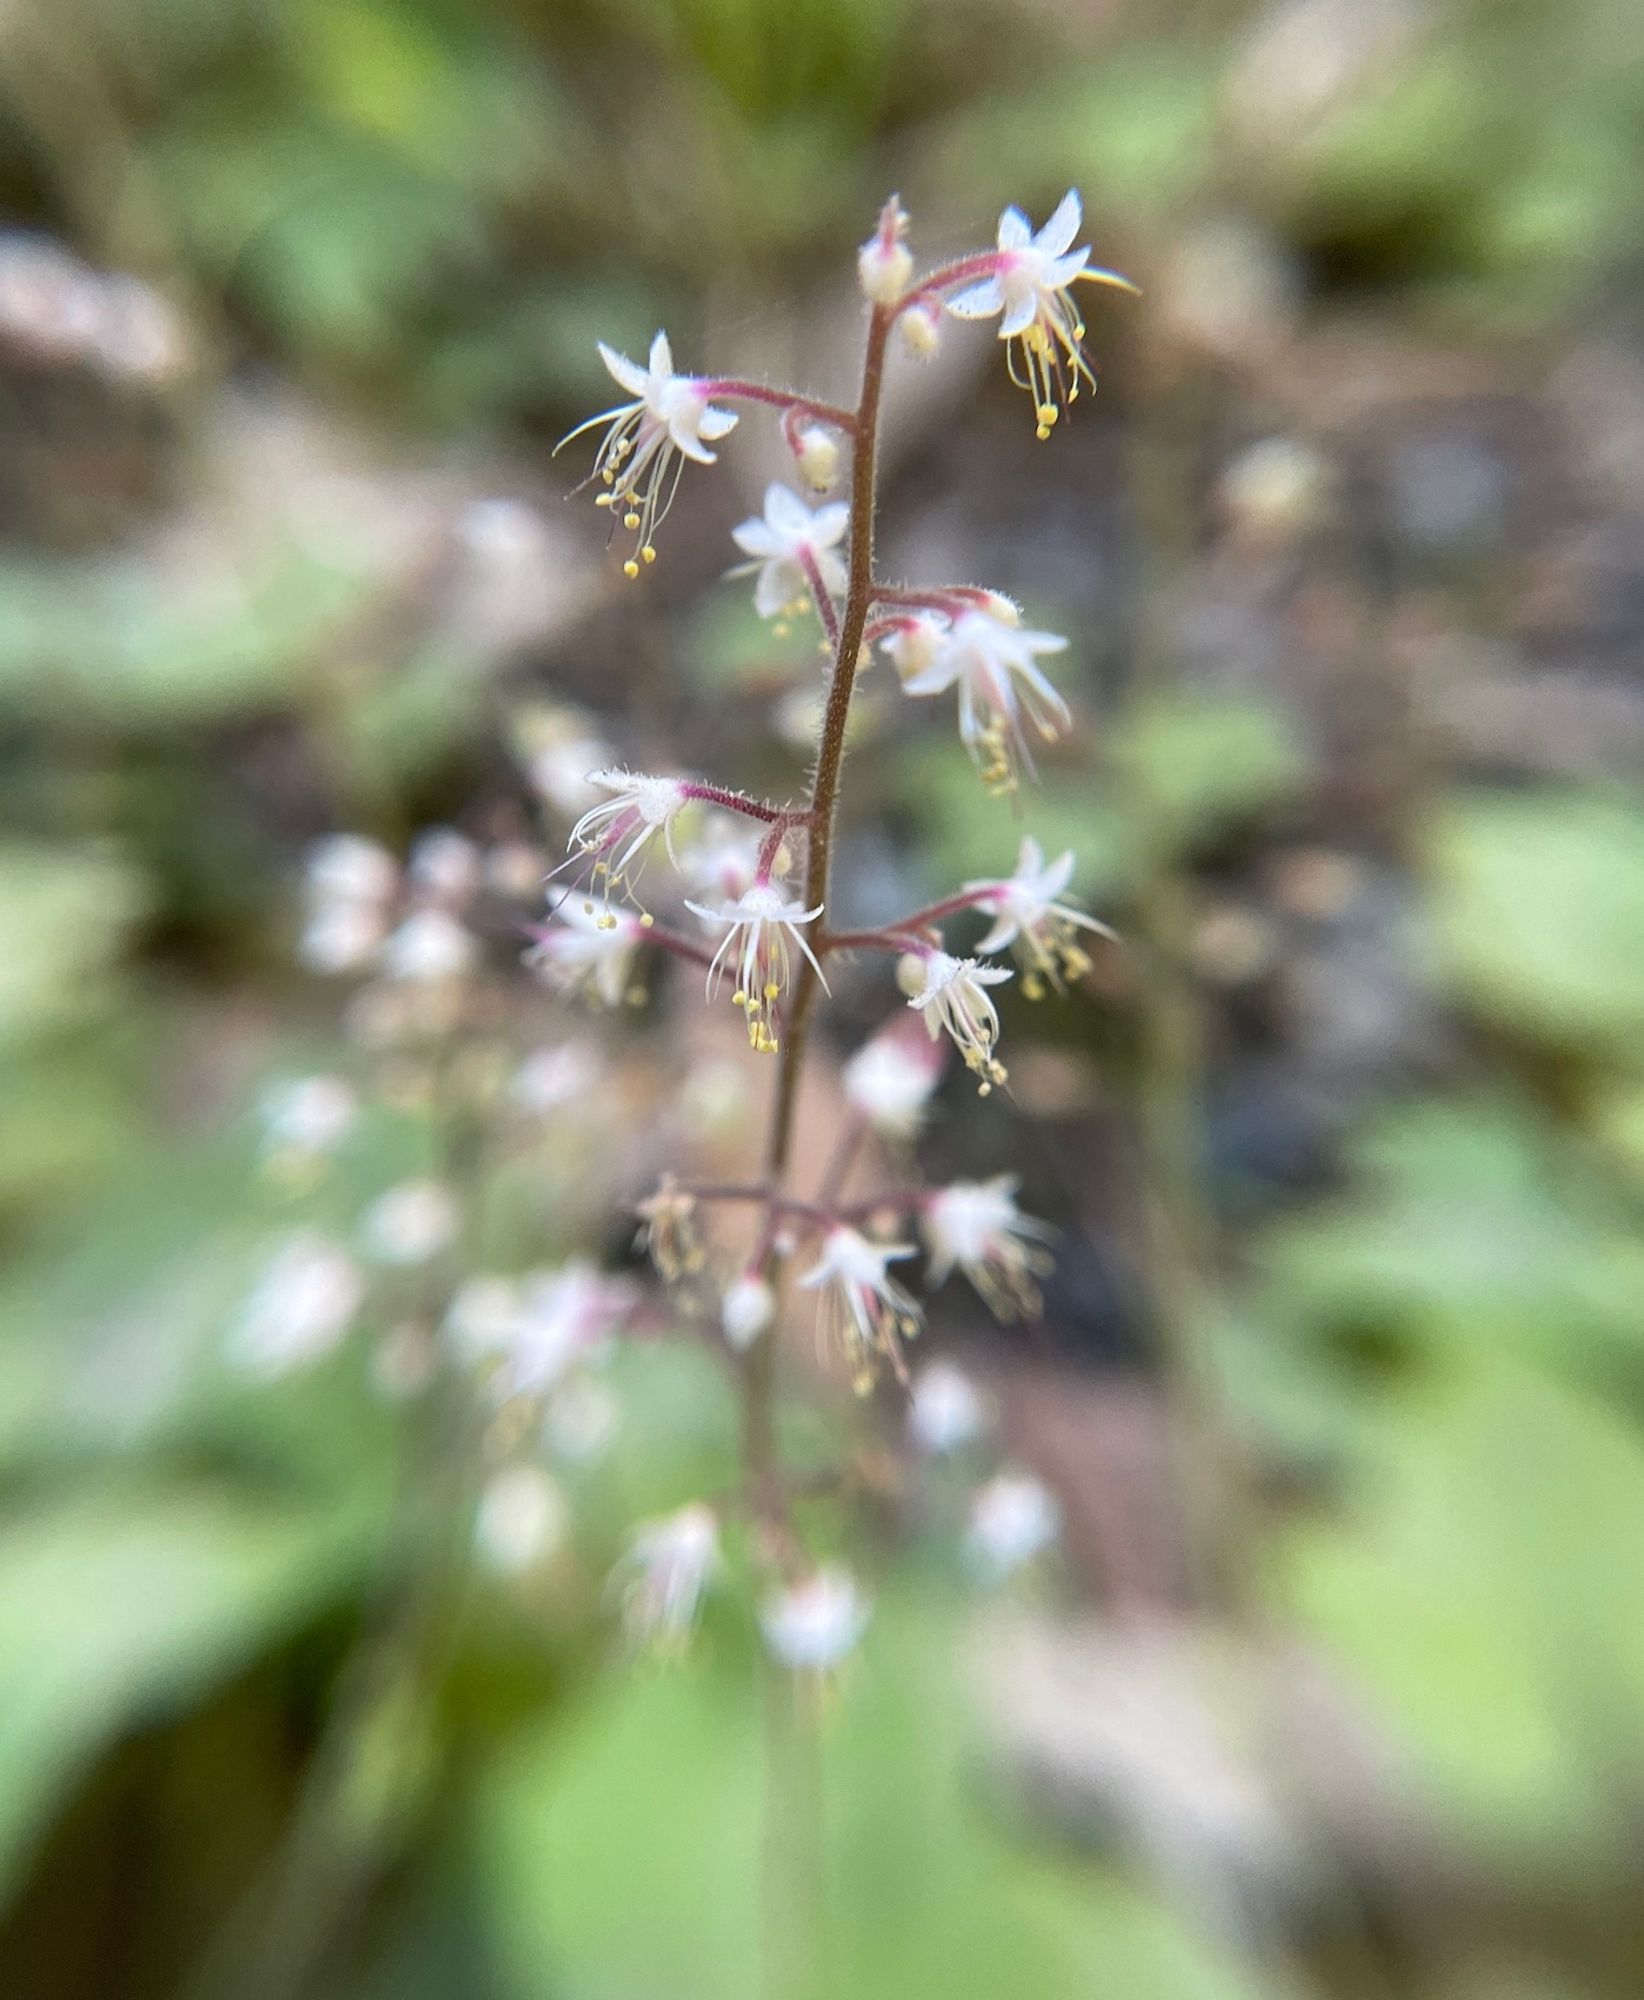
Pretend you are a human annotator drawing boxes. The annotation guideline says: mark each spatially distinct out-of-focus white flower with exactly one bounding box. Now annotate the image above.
[857,198,913,305]
[967,1472,1061,1580]
[232,1233,364,1378]
[908,1360,988,1455]
[900,607,1071,794]
[761,1566,871,1672]
[362,1180,459,1266]
[615,1503,720,1646]
[676,813,771,904]
[498,1261,638,1398]
[300,900,388,975]
[685,879,826,1055]
[306,835,398,908]
[558,330,737,574]
[378,909,476,983]
[475,1465,567,1575]
[443,1277,525,1364]
[511,1041,601,1114]
[721,1271,775,1351]
[527,893,646,1008]
[901,950,1012,1094]
[965,836,1114,994]
[945,191,1135,437]
[923,1177,1054,1320]
[516,706,614,817]
[794,425,840,491]
[1218,436,1333,545]
[408,827,482,903]
[543,1376,620,1463]
[258,1075,357,1159]
[842,1018,947,1139]
[798,1226,921,1390]
[568,768,693,892]
[485,840,547,901]
[729,483,849,621]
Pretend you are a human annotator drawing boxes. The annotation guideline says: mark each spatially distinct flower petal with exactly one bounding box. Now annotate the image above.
[697,406,739,441]
[996,206,1032,251]
[753,560,797,620]
[648,329,674,378]
[763,482,812,536]
[997,291,1039,340]
[731,518,780,558]
[597,343,649,398]
[945,278,1005,321]
[1035,189,1082,259]
[809,503,850,547]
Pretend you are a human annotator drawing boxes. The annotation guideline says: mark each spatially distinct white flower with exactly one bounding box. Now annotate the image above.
[527,893,645,1008]
[257,1075,357,1159]
[408,827,482,902]
[676,811,767,904]
[362,1180,459,1266]
[499,1260,638,1398]
[567,768,692,892]
[442,1276,525,1364]
[797,1226,922,1390]
[615,1503,720,1647]
[908,1361,987,1456]
[515,706,614,816]
[729,482,849,620]
[922,1176,1055,1320]
[305,834,397,909]
[511,1041,601,1114]
[299,899,387,976]
[761,1566,870,1672]
[378,909,476,983]
[965,836,1115,994]
[475,1465,567,1575]
[945,190,1135,437]
[881,613,946,685]
[685,879,826,1055]
[721,1271,775,1351]
[842,1019,946,1139]
[900,607,1071,794]
[232,1233,364,1378]
[967,1472,1061,1580]
[558,330,737,574]
[902,950,1013,1093]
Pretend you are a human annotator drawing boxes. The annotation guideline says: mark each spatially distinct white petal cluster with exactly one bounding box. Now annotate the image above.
[907,1361,988,1456]
[896,606,1071,795]
[761,1566,871,1672]
[967,1472,1061,1580]
[730,482,849,621]
[568,768,693,891]
[686,879,826,1055]
[922,1176,1054,1321]
[842,1017,946,1139]
[945,191,1135,437]
[798,1226,921,1391]
[362,1180,460,1266]
[560,331,737,574]
[902,950,1013,1094]
[615,1503,721,1647]
[965,835,1115,994]
[232,1232,364,1378]
[527,892,647,1009]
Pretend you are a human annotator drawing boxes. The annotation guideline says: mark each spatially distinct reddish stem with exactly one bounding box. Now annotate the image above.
[706,379,857,435]
[797,545,841,651]
[896,252,1001,316]
[683,783,795,825]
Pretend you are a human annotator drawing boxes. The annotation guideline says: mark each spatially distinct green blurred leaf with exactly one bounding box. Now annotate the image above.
[1113,689,1306,846]
[0,1480,367,1896]
[0,844,145,1050]
[1424,788,1644,1058]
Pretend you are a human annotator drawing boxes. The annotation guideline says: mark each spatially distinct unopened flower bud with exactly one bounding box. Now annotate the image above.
[895,951,928,1000]
[857,199,913,306]
[721,1272,775,1351]
[899,302,942,360]
[794,425,840,491]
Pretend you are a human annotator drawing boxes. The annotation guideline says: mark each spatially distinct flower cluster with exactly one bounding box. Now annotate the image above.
[249,191,1125,1687]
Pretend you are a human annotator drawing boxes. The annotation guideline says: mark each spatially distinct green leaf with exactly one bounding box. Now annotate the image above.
[1424,787,1644,1058]
[0,1481,367,1897]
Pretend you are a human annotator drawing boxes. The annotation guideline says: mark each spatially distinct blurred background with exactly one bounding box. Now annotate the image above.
[4,0,1644,1994]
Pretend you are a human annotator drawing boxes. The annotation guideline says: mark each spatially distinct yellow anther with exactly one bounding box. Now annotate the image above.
[1035,425,1051,441]
[763,982,780,1001]
[623,510,640,530]
[623,559,640,578]
[639,912,654,928]
[1037,403,1058,425]
[641,544,657,564]
[732,990,748,1007]
[595,492,614,508]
